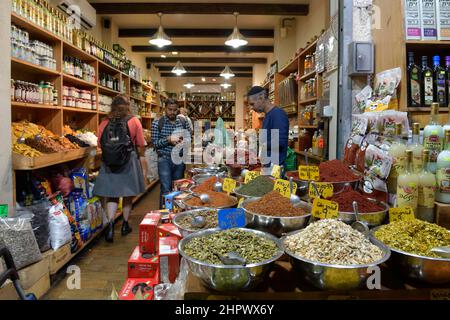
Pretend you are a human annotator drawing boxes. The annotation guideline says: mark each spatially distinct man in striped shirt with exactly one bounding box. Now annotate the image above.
[152,99,190,208]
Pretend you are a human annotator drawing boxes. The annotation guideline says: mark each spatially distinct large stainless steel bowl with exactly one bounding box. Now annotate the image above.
[172,209,218,237]
[283,230,391,290]
[192,173,227,184]
[178,228,285,291]
[338,199,390,227]
[242,198,312,237]
[181,194,238,210]
[371,226,450,284]
[191,165,227,175]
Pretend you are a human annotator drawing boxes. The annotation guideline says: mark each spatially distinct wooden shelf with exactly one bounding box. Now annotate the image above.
[300,70,317,81]
[98,85,120,96]
[11,58,61,76]
[98,60,122,75]
[130,96,148,104]
[13,147,96,170]
[299,39,318,57]
[299,124,319,129]
[279,56,299,76]
[62,106,98,114]
[98,111,108,115]
[63,74,97,89]
[62,42,96,62]
[11,12,61,44]
[11,101,60,110]
[299,97,318,105]
[407,107,448,112]
[294,149,324,161]
[406,40,450,46]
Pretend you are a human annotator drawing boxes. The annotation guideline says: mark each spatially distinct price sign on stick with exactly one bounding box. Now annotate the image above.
[222,178,237,194]
[309,183,334,199]
[298,166,320,181]
[274,179,297,198]
[312,198,339,219]
[237,198,245,208]
[244,171,260,184]
[218,208,246,230]
[389,207,415,223]
[271,165,281,179]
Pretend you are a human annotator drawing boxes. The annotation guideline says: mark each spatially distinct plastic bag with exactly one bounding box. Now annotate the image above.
[154,258,189,300]
[16,201,51,253]
[0,216,43,270]
[48,203,72,251]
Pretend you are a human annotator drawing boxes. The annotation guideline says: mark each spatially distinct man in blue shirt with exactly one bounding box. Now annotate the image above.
[247,86,289,174]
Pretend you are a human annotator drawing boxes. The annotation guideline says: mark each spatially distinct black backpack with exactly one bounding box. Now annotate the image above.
[100,116,134,169]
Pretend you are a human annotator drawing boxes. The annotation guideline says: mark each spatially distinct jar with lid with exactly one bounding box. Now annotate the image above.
[299,129,312,151]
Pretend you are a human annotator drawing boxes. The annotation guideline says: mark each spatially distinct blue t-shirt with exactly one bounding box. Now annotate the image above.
[261,107,289,167]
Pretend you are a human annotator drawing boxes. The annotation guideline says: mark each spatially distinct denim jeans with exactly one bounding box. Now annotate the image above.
[158,155,185,209]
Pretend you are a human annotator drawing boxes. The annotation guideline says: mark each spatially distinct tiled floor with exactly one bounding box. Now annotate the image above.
[43,185,160,300]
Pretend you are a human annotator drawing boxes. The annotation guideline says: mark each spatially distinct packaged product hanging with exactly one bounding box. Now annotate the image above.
[364,68,402,112]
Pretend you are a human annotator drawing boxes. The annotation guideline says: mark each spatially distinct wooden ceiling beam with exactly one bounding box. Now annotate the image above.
[92,3,309,16]
[133,45,273,53]
[119,28,274,38]
[160,73,252,78]
[147,57,267,64]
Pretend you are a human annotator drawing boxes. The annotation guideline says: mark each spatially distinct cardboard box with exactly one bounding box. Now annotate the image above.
[118,278,157,300]
[128,246,159,279]
[42,243,72,275]
[164,191,182,210]
[437,0,450,40]
[139,213,161,254]
[18,258,49,289]
[157,223,182,241]
[0,280,18,300]
[159,237,180,283]
[421,0,438,40]
[25,273,50,299]
[404,0,422,40]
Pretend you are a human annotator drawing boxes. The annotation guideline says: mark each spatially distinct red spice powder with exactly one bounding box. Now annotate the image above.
[329,188,384,213]
[192,177,224,193]
[319,160,360,182]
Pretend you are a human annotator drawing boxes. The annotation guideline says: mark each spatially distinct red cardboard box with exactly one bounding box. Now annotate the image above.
[157,223,182,241]
[159,236,180,283]
[139,213,161,254]
[118,278,157,300]
[128,247,159,279]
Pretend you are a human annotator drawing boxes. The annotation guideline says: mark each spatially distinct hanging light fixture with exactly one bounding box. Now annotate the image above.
[225,12,248,48]
[184,81,195,89]
[149,13,172,48]
[172,60,187,75]
[221,83,232,89]
[220,65,235,79]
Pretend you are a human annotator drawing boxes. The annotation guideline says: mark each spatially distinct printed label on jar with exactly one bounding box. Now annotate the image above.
[397,184,418,209]
[437,168,450,194]
[418,185,436,208]
[390,157,406,178]
[424,137,443,162]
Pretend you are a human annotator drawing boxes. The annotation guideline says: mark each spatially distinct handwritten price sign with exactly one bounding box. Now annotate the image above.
[244,171,260,184]
[312,198,339,219]
[271,165,282,179]
[222,178,237,194]
[298,166,320,181]
[309,183,334,199]
[389,207,415,223]
[274,179,297,198]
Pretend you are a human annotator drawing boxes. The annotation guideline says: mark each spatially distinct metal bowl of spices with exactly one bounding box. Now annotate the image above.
[178,228,284,291]
[338,199,389,227]
[232,175,276,201]
[241,196,312,237]
[182,194,238,210]
[191,165,227,175]
[371,226,450,284]
[192,173,227,185]
[282,224,391,291]
[172,209,219,237]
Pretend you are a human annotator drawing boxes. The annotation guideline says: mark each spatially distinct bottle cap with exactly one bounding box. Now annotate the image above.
[413,123,420,135]
[422,149,430,163]
[395,123,403,136]
[406,150,413,162]
[432,103,440,114]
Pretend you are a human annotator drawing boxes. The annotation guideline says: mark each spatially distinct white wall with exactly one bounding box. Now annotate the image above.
[253,64,267,86]
[274,18,298,67]
[296,0,328,49]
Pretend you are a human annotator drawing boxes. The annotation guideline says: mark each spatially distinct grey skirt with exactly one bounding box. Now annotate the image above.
[93,151,145,198]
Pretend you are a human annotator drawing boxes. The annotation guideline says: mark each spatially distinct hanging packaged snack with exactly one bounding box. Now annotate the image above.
[377,111,410,137]
[71,168,90,199]
[355,86,373,113]
[344,114,369,166]
[355,139,370,174]
[365,68,402,112]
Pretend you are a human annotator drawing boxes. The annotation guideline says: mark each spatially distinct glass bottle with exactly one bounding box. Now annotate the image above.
[422,56,434,107]
[408,122,424,173]
[39,81,44,104]
[418,149,437,222]
[444,103,450,133]
[388,123,407,194]
[407,52,422,108]
[397,150,419,213]
[317,130,325,158]
[311,131,318,155]
[423,103,445,173]
[436,130,450,203]
[433,56,447,108]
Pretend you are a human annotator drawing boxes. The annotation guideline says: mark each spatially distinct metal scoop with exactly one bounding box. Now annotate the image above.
[190,215,206,229]
[430,247,450,259]
[34,128,43,142]
[192,193,211,204]
[351,201,370,238]
[213,174,223,192]
[16,130,26,144]
[289,177,301,206]
[215,252,246,266]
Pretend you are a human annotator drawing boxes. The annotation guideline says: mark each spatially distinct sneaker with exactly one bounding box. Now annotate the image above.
[121,221,132,236]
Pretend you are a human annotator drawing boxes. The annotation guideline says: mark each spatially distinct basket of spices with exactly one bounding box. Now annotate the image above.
[233,175,275,200]
[172,209,218,237]
[242,191,311,236]
[178,228,284,291]
[283,219,390,290]
[372,220,450,284]
[182,191,238,209]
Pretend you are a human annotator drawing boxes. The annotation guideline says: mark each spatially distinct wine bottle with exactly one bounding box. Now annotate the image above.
[422,56,434,107]
[407,52,422,107]
[433,56,447,107]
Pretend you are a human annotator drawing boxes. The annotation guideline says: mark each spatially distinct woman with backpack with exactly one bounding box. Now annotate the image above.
[93,95,147,243]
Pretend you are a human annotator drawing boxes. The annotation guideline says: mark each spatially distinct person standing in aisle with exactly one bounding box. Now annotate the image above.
[152,99,190,208]
[94,95,147,243]
[247,86,289,175]
[178,107,194,134]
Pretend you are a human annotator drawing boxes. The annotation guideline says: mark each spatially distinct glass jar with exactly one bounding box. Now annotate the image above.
[299,129,312,151]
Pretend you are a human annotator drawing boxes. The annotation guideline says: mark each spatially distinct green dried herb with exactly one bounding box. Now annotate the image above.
[184,229,278,265]
[374,220,450,258]
[237,176,274,197]
[177,209,218,230]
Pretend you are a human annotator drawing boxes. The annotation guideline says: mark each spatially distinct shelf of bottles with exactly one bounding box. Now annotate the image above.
[184,92,236,121]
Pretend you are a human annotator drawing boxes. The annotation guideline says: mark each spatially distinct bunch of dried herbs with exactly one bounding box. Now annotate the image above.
[183,229,278,265]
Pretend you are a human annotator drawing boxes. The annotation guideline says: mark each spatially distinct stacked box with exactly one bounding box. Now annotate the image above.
[139,213,161,254]
[118,278,158,300]
[405,0,423,40]
[128,246,159,279]
[159,236,180,284]
[437,0,450,40]
[421,0,438,40]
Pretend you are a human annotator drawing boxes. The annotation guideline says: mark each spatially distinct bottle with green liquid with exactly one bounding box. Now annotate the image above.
[423,103,444,173]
